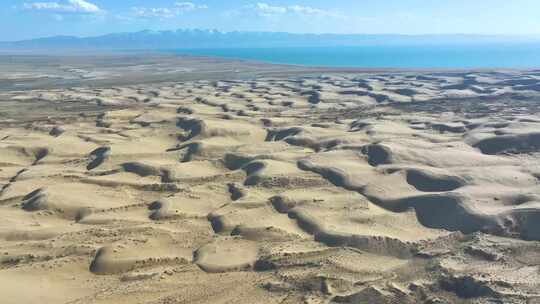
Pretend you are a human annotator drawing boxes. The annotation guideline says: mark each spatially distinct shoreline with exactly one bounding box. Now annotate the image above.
[1,49,540,73]
[0,51,540,90]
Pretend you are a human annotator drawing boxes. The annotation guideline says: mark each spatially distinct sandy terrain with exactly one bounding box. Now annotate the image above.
[1,56,540,303]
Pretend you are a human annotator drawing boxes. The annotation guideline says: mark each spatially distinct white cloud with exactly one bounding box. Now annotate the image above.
[252,3,287,16]
[132,7,177,19]
[288,5,333,17]
[242,3,345,19]
[175,2,208,11]
[23,0,101,14]
[132,2,208,19]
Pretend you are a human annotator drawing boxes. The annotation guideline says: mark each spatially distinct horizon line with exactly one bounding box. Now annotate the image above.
[4,28,540,43]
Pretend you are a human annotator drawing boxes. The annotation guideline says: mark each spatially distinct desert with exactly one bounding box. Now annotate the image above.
[1,55,540,303]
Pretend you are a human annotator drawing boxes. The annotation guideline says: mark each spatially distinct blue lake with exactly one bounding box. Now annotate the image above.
[166,44,540,69]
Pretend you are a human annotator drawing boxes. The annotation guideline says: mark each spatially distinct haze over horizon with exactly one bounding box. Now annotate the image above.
[3,0,540,41]
[5,29,540,44]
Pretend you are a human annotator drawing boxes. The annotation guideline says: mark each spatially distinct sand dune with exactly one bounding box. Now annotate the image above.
[1,63,540,303]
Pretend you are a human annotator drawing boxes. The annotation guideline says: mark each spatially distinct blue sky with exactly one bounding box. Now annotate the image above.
[2,0,540,41]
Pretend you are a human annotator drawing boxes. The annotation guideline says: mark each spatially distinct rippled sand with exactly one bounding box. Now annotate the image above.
[1,56,540,303]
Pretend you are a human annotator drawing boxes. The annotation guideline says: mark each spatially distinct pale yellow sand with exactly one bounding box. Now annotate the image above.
[2,67,540,303]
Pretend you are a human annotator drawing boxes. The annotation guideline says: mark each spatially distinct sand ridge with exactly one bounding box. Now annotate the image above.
[1,66,540,303]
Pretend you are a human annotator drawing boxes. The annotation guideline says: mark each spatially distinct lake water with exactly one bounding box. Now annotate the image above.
[167,44,540,69]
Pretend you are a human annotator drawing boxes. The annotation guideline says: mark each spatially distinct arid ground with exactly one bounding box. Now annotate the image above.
[1,55,540,304]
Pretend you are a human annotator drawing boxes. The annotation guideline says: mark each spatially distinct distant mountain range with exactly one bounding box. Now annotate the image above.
[2,29,540,50]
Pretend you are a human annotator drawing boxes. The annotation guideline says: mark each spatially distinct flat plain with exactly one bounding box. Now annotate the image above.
[1,55,540,304]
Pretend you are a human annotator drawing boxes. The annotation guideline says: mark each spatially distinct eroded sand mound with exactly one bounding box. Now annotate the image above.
[1,69,540,303]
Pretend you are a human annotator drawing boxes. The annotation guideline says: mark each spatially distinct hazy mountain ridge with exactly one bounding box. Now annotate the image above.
[2,29,540,50]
